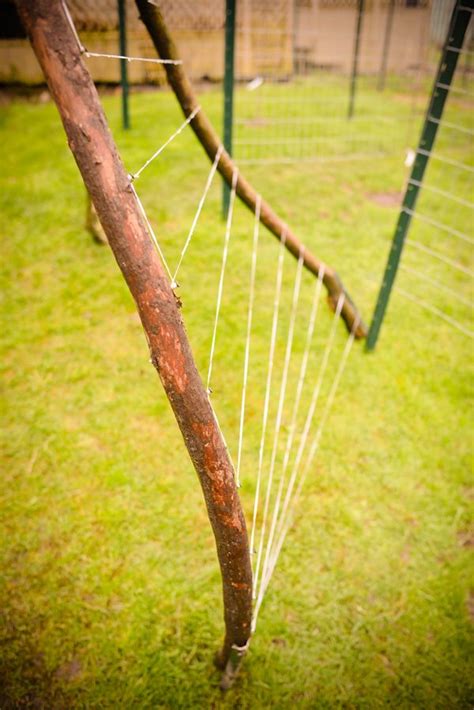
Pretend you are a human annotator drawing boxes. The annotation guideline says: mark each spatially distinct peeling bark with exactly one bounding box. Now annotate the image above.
[15,0,252,674]
[134,0,367,340]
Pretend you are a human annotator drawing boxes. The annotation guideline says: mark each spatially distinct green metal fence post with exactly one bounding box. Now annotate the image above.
[377,0,395,92]
[366,0,472,351]
[222,0,236,217]
[118,0,130,130]
[348,0,365,120]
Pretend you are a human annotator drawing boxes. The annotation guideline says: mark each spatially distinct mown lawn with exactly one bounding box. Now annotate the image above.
[1,75,473,709]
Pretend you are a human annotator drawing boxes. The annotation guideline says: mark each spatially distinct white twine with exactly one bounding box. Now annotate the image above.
[84,51,181,65]
[172,145,224,287]
[235,195,262,488]
[207,169,239,393]
[253,249,304,601]
[130,183,173,282]
[249,230,287,588]
[256,264,325,604]
[131,106,201,181]
[258,316,358,610]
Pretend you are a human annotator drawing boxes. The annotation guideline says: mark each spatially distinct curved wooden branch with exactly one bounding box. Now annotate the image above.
[16,0,252,679]
[135,0,367,339]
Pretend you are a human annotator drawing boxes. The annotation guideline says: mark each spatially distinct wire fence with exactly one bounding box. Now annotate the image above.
[52,2,473,167]
[64,0,473,329]
[232,0,432,164]
[396,84,474,339]
[365,2,474,343]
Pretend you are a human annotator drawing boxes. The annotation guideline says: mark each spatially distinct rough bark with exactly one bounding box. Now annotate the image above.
[134,0,367,340]
[15,0,252,671]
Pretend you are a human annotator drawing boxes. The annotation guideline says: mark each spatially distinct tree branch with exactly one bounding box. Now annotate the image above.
[135,0,367,339]
[15,0,253,677]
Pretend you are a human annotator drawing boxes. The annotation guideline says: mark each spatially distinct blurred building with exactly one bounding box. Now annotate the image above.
[0,0,453,86]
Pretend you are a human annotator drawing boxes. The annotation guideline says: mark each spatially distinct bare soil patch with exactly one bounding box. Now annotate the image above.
[367,191,403,208]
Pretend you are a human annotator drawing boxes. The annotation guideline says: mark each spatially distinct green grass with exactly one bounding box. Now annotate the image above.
[1,78,473,709]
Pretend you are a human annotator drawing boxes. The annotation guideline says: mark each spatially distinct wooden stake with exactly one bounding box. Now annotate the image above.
[134,0,367,340]
[15,0,252,675]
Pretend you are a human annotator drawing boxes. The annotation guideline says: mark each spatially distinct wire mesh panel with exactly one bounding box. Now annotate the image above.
[394,49,474,339]
[366,1,473,347]
[232,0,431,164]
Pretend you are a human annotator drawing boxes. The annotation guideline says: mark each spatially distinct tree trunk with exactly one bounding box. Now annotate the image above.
[15,0,252,675]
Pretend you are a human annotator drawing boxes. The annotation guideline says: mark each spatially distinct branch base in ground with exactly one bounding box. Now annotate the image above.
[215,640,250,691]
